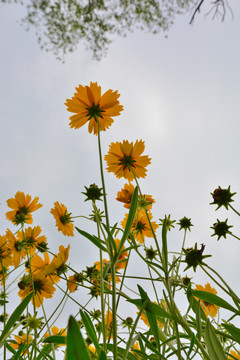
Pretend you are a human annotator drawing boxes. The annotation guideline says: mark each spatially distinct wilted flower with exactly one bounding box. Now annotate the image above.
[183,243,211,272]
[178,217,193,231]
[211,219,233,240]
[210,186,236,210]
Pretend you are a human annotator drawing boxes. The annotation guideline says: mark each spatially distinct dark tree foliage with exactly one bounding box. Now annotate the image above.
[1,0,232,59]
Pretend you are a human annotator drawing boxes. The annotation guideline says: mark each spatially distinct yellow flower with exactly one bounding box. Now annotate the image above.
[104,140,151,180]
[131,341,140,354]
[114,239,128,270]
[121,210,158,244]
[0,235,13,267]
[42,245,70,282]
[137,301,165,329]
[105,310,113,338]
[10,333,33,355]
[65,82,123,135]
[6,229,27,268]
[116,182,155,209]
[18,275,56,308]
[45,326,66,346]
[194,283,220,318]
[67,274,82,293]
[18,226,47,255]
[228,350,240,359]
[50,202,74,236]
[6,191,42,225]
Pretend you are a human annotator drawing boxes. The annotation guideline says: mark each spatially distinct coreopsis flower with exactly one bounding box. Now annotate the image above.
[67,273,83,293]
[114,239,128,270]
[10,333,33,355]
[211,186,236,210]
[28,252,60,283]
[0,235,13,268]
[43,245,70,281]
[65,82,123,135]
[88,344,96,356]
[18,275,55,308]
[50,202,74,236]
[211,219,233,240]
[228,350,240,359]
[104,140,151,180]
[116,182,155,209]
[18,226,47,255]
[131,341,140,354]
[137,301,165,329]
[6,229,26,268]
[121,210,158,244]
[45,326,66,346]
[6,191,42,225]
[194,283,220,318]
[105,310,113,338]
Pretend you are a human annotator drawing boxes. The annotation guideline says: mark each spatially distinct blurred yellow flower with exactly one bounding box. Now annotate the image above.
[104,140,151,180]
[18,226,47,255]
[6,191,42,225]
[228,350,240,359]
[65,82,123,135]
[194,283,219,318]
[105,310,113,338]
[114,239,128,270]
[10,333,33,355]
[50,202,74,236]
[45,326,66,346]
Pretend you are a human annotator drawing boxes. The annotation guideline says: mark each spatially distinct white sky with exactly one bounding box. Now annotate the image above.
[0,1,240,357]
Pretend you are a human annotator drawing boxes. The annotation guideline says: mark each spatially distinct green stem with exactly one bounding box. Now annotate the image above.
[229,203,240,216]
[96,117,110,230]
[229,233,240,241]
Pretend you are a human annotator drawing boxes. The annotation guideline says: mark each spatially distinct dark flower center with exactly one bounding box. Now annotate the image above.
[136,221,146,232]
[118,154,136,171]
[86,102,105,120]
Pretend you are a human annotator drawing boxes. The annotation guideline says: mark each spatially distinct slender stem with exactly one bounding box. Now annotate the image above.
[96,117,110,230]
[229,233,240,241]
[229,203,240,217]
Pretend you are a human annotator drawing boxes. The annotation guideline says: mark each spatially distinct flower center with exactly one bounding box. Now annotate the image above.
[136,221,146,232]
[118,154,136,171]
[86,102,105,120]
[60,212,72,225]
[14,206,30,225]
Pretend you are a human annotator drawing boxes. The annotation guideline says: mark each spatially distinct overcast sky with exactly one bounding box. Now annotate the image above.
[0,0,240,352]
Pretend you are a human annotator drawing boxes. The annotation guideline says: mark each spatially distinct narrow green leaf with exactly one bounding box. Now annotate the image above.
[67,315,91,360]
[187,333,195,360]
[102,222,117,257]
[75,227,108,252]
[6,342,25,360]
[0,292,33,347]
[223,323,240,343]
[204,320,227,360]
[186,285,208,321]
[107,344,138,360]
[120,187,138,248]
[36,344,53,360]
[80,310,100,351]
[196,299,202,340]
[139,333,162,356]
[43,335,66,345]
[161,219,168,272]
[98,349,107,360]
[127,299,172,319]
[192,290,240,315]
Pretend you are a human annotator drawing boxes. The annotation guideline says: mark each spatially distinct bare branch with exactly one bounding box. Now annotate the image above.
[189,0,205,25]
